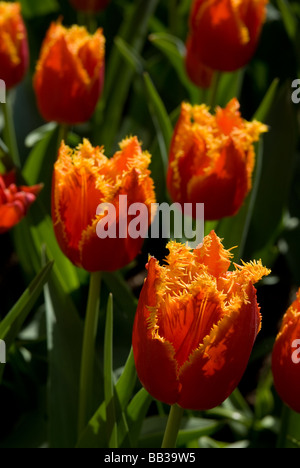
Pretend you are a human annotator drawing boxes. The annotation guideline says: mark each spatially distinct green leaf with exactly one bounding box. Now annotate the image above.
[143,72,173,174]
[114,37,145,75]
[253,78,280,122]
[277,0,298,41]
[94,0,160,152]
[255,370,275,420]
[103,272,138,326]
[149,32,199,103]
[243,81,298,262]
[19,0,60,18]
[0,262,53,347]
[23,125,59,212]
[76,347,137,448]
[125,388,153,448]
[277,404,300,448]
[18,204,82,296]
[25,123,57,148]
[139,416,223,448]
[43,253,85,448]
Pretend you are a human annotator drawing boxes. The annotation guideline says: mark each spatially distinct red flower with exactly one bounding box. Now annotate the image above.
[167,98,268,220]
[33,21,105,125]
[52,138,156,272]
[69,0,110,12]
[188,0,268,72]
[0,172,42,234]
[272,290,300,413]
[0,2,29,90]
[132,231,270,410]
[185,35,213,89]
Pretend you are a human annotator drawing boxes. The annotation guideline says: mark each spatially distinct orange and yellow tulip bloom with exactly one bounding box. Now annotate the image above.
[33,21,105,125]
[0,172,42,234]
[167,98,268,220]
[272,290,300,413]
[69,0,110,12]
[188,0,268,72]
[132,231,270,410]
[0,2,29,90]
[52,137,156,273]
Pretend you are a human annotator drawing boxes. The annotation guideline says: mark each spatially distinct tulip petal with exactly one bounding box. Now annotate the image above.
[177,283,261,410]
[0,204,24,233]
[272,293,300,413]
[188,140,249,219]
[132,258,180,405]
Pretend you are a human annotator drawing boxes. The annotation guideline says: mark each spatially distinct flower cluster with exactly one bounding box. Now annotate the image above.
[2,0,297,445]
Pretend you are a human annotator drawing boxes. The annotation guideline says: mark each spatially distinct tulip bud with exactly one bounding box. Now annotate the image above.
[132,231,270,410]
[272,290,300,413]
[188,0,268,72]
[34,21,105,125]
[52,138,156,272]
[0,2,29,90]
[167,98,268,220]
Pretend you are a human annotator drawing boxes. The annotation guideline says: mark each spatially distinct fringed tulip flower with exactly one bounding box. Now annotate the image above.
[52,137,156,272]
[69,0,110,12]
[33,21,105,125]
[188,0,268,72]
[185,36,213,89]
[132,231,270,410]
[0,2,29,90]
[272,290,300,413]
[0,172,42,234]
[167,98,268,220]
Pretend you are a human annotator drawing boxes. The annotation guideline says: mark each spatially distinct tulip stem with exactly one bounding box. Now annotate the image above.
[57,124,69,148]
[1,97,21,169]
[78,271,102,439]
[161,404,184,448]
[208,71,222,109]
[277,403,291,448]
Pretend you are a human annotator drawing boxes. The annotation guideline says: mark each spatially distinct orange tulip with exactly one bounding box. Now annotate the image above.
[33,21,105,125]
[167,98,268,220]
[52,137,156,272]
[0,172,42,234]
[188,0,268,72]
[0,2,29,90]
[272,290,300,413]
[69,0,110,12]
[185,35,213,89]
[132,231,270,410]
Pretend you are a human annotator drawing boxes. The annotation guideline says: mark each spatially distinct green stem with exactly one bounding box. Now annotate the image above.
[169,0,178,35]
[78,10,97,33]
[277,403,290,448]
[161,404,184,448]
[78,271,102,438]
[208,71,222,109]
[1,97,21,168]
[57,124,69,150]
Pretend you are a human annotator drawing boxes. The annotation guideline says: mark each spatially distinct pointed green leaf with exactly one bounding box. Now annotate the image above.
[0,261,53,347]
[143,72,173,173]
